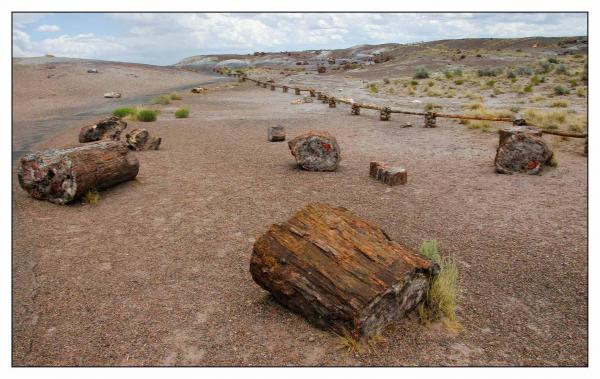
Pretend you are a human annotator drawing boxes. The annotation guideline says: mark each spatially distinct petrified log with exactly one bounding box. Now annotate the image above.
[125,129,161,151]
[328,98,336,108]
[351,104,361,115]
[370,161,407,186]
[512,113,526,126]
[17,141,139,204]
[288,130,341,171]
[268,126,286,142]
[78,116,127,143]
[250,203,437,340]
[498,126,542,146]
[295,88,301,95]
[495,133,553,175]
[380,107,392,121]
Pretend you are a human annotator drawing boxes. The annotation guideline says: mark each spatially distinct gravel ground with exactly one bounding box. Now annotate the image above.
[12,81,587,366]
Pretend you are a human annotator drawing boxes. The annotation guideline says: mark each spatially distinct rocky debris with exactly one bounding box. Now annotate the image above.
[370,161,407,186]
[125,129,162,151]
[317,66,326,74]
[288,131,341,172]
[250,202,437,341]
[498,126,542,146]
[495,133,553,175]
[402,122,413,128]
[103,92,121,98]
[268,126,286,142]
[79,116,127,143]
[17,141,139,204]
[191,87,207,93]
[87,69,99,74]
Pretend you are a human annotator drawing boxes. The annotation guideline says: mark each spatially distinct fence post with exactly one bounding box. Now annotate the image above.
[317,92,323,100]
[309,90,316,97]
[295,88,301,95]
[321,95,329,104]
[424,112,437,128]
[283,86,288,93]
[351,104,361,115]
[270,85,276,91]
[328,97,337,108]
[380,107,391,121]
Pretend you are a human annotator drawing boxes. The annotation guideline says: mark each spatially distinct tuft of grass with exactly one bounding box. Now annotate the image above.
[555,64,569,75]
[454,79,464,85]
[548,152,559,167]
[112,107,136,118]
[424,103,442,111]
[84,189,100,205]
[136,108,158,122]
[413,66,430,79]
[169,92,183,100]
[510,106,520,113]
[553,85,570,96]
[551,100,569,108]
[152,94,172,105]
[576,87,586,97]
[175,107,189,118]
[417,240,460,331]
[477,67,503,77]
[368,83,379,93]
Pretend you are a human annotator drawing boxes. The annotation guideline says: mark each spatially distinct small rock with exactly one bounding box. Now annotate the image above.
[402,122,413,128]
[103,92,121,98]
[308,336,316,342]
[87,68,99,74]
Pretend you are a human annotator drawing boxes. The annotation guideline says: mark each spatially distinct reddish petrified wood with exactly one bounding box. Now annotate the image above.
[288,130,341,171]
[78,116,127,143]
[495,133,553,175]
[370,161,407,185]
[498,126,542,146]
[17,141,139,204]
[125,129,161,151]
[250,203,437,340]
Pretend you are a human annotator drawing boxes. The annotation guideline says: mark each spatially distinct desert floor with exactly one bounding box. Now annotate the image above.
[12,63,587,366]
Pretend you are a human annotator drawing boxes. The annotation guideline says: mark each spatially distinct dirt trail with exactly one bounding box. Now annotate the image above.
[12,83,587,366]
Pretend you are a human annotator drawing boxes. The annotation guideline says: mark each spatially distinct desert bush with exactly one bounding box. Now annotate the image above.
[569,79,578,88]
[417,240,460,330]
[113,107,136,118]
[175,107,189,118]
[548,57,560,64]
[555,64,569,75]
[486,79,496,87]
[523,85,533,93]
[413,66,430,79]
[84,189,100,205]
[410,79,419,86]
[538,60,553,74]
[465,102,483,110]
[152,94,171,105]
[424,103,442,111]
[477,67,503,77]
[515,66,533,76]
[368,83,379,93]
[551,100,569,108]
[576,87,586,97]
[170,92,183,100]
[454,79,464,85]
[386,87,396,94]
[136,109,158,122]
[506,71,516,79]
[427,80,435,87]
[530,74,542,85]
[553,85,570,96]
[510,106,520,113]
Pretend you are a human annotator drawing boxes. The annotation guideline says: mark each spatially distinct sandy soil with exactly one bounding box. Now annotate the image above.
[12,71,587,366]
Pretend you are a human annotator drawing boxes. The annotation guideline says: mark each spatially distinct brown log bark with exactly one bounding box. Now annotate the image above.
[288,130,341,171]
[370,161,407,185]
[250,203,437,340]
[78,116,127,143]
[17,141,139,204]
[125,129,161,151]
[494,133,553,175]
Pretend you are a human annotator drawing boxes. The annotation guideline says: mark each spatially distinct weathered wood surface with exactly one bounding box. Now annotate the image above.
[78,116,127,143]
[268,126,286,142]
[495,133,553,175]
[498,126,542,145]
[250,203,437,340]
[370,161,407,186]
[125,129,161,151]
[288,130,341,171]
[17,141,139,204]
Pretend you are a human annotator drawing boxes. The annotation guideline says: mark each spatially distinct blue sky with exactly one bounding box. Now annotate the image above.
[13,13,588,65]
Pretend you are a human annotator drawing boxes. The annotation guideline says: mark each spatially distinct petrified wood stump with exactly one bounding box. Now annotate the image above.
[78,116,127,143]
[328,98,337,108]
[498,126,542,146]
[268,126,286,142]
[17,141,139,204]
[250,203,437,340]
[288,130,341,171]
[125,129,161,151]
[270,85,276,91]
[309,90,316,97]
[351,104,361,115]
[370,161,407,186]
[262,83,267,88]
[283,86,288,93]
[424,112,437,128]
[380,107,391,121]
[317,92,323,100]
[295,88,301,95]
[495,133,553,175]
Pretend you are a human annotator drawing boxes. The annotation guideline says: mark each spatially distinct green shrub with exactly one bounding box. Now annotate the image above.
[175,107,189,118]
[410,79,419,86]
[152,94,171,105]
[523,85,533,93]
[486,79,496,87]
[368,83,379,93]
[413,66,429,79]
[112,107,136,118]
[555,64,569,75]
[477,67,503,77]
[530,74,542,85]
[170,92,183,100]
[515,66,533,76]
[136,109,158,122]
[506,71,516,79]
[510,106,520,113]
[553,85,570,96]
[454,79,464,85]
[548,57,560,64]
[417,240,460,331]
[538,60,553,74]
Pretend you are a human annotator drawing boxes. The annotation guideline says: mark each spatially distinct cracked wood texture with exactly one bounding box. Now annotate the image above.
[78,116,127,143]
[250,203,437,340]
[17,141,139,204]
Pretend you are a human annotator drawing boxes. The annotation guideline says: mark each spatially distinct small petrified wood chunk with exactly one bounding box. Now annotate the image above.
[370,161,407,185]
[78,116,127,143]
[250,203,437,340]
[268,126,286,142]
[498,126,542,146]
[103,92,121,98]
[17,141,139,204]
[495,133,553,175]
[125,129,161,151]
[424,112,437,128]
[288,130,341,171]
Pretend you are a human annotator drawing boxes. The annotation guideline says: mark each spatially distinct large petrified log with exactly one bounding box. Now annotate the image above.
[17,141,139,204]
[495,133,553,174]
[498,125,542,145]
[250,203,437,340]
[288,130,341,171]
[125,129,162,151]
[78,116,127,143]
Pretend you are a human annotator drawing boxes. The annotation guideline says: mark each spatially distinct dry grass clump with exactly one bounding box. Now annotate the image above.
[84,189,100,205]
[523,108,586,132]
[368,83,379,93]
[417,240,460,332]
[424,103,443,111]
[169,92,183,100]
[152,94,172,105]
[551,100,569,108]
[175,107,189,118]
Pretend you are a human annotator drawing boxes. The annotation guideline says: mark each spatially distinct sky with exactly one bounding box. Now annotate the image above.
[12,13,588,66]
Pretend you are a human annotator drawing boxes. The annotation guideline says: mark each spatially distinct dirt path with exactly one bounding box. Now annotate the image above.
[12,84,587,366]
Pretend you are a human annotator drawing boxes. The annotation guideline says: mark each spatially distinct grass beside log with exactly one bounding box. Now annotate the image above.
[136,109,158,122]
[112,107,136,118]
[175,107,189,118]
[417,240,460,331]
[152,94,172,105]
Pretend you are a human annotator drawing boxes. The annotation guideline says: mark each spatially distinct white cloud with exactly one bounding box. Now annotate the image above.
[36,24,60,32]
